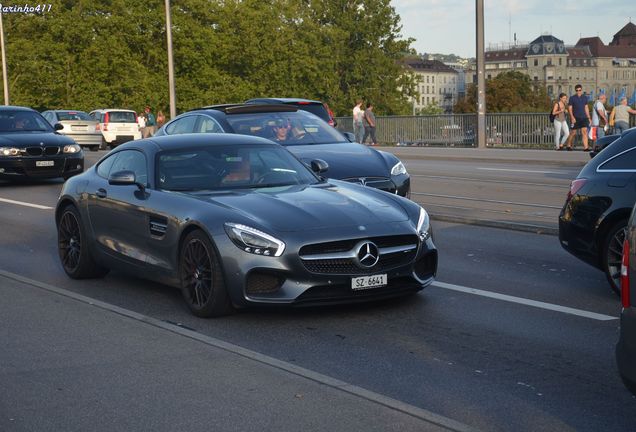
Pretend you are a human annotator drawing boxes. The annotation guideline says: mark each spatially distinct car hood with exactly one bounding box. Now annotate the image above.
[284,142,390,179]
[0,132,74,147]
[197,183,409,232]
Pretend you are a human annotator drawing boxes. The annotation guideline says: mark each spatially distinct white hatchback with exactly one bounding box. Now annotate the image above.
[89,109,142,148]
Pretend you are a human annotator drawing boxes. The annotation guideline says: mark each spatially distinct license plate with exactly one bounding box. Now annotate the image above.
[351,274,387,290]
[36,160,55,167]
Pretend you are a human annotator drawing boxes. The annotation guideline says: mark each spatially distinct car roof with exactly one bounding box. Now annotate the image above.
[246,98,323,105]
[91,108,137,113]
[196,103,298,114]
[119,133,280,152]
[0,105,37,112]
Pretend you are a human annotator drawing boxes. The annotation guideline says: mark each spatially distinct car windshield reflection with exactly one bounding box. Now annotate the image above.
[224,110,347,146]
[0,110,53,133]
[158,144,320,192]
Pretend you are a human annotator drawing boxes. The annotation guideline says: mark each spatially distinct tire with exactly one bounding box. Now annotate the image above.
[601,219,627,296]
[179,230,234,317]
[57,205,109,279]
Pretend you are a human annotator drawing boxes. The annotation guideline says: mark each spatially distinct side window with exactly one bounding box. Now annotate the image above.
[195,116,224,133]
[165,115,198,135]
[96,153,119,179]
[110,150,148,185]
[598,148,636,171]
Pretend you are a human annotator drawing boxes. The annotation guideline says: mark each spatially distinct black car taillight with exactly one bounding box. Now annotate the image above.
[567,178,587,202]
[622,238,631,308]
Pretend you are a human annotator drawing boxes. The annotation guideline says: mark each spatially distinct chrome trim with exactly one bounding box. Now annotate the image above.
[596,147,636,173]
[300,243,417,260]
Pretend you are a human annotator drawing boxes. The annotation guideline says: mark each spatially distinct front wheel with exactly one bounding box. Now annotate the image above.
[601,220,627,296]
[57,206,109,279]
[179,230,234,317]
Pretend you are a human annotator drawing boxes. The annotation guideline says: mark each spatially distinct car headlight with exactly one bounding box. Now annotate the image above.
[391,161,407,176]
[63,144,82,154]
[0,147,20,156]
[416,207,431,241]
[225,223,285,257]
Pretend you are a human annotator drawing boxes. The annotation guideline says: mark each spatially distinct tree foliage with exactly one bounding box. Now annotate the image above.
[3,0,415,116]
[454,71,551,113]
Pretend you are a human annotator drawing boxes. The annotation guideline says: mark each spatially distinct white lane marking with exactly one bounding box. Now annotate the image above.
[477,167,564,174]
[433,281,617,321]
[0,197,53,210]
[411,192,562,209]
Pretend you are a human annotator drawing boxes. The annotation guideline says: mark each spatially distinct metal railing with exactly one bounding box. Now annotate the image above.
[336,114,636,148]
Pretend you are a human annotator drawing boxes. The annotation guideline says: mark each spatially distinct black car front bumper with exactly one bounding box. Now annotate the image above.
[0,155,84,179]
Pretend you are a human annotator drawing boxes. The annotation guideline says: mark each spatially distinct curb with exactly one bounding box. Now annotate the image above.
[429,213,558,236]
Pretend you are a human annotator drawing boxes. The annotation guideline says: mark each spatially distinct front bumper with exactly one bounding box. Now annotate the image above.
[0,155,84,179]
[216,223,437,308]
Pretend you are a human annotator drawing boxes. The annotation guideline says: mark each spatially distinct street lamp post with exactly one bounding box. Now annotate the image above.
[476,0,486,148]
[0,11,9,105]
[165,0,176,118]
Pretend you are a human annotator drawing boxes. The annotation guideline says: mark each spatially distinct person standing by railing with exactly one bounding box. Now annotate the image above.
[609,96,636,135]
[565,84,591,151]
[362,102,378,146]
[591,93,608,142]
[552,93,569,150]
[352,99,365,143]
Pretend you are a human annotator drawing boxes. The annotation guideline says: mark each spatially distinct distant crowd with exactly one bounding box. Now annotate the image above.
[137,105,166,137]
[551,84,636,151]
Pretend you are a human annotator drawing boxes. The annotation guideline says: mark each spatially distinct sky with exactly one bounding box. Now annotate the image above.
[393,0,634,58]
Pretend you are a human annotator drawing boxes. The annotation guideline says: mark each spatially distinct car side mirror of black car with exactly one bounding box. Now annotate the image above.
[109,170,146,192]
[310,159,329,174]
[54,123,64,131]
[342,132,355,142]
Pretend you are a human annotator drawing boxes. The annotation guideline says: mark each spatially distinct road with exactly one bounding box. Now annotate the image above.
[1,149,634,431]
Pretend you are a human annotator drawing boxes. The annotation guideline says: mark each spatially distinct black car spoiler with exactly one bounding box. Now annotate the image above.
[198,104,298,114]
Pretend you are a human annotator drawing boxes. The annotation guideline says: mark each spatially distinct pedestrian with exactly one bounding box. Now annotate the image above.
[144,105,156,138]
[352,99,365,143]
[590,93,608,142]
[137,111,146,137]
[552,93,569,150]
[362,102,377,146]
[609,96,636,135]
[156,110,166,129]
[565,84,591,151]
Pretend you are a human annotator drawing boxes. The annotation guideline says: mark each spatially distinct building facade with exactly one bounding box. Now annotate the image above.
[403,58,459,113]
[466,22,636,101]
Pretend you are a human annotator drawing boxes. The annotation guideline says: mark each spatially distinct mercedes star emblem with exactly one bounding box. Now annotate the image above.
[356,241,380,268]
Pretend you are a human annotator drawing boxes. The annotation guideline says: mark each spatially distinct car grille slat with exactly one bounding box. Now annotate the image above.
[23,146,60,156]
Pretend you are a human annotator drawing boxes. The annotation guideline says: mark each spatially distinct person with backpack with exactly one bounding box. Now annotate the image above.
[551,93,569,150]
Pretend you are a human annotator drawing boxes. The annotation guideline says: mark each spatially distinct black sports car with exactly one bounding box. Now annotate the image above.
[154,104,410,197]
[0,106,84,180]
[56,134,437,317]
[559,128,636,294]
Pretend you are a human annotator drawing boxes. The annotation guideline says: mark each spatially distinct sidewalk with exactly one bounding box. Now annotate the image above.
[0,271,473,432]
[381,146,590,168]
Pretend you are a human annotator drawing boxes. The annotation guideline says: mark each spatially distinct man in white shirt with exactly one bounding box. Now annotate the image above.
[352,99,364,144]
[591,93,608,141]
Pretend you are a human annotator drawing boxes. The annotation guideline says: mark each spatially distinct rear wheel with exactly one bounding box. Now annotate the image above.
[57,206,109,279]
[601,220,627,295]
[179,230,233,317]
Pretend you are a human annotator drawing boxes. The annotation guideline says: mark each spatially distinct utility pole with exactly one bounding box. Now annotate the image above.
[476,0,486,148]
[165,0,176,118]
[0,11,9,105]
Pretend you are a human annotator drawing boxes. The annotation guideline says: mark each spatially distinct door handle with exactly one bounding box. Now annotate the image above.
[96,188,107,198]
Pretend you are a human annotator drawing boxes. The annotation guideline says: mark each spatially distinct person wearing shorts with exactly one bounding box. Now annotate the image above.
[565,84,591,151]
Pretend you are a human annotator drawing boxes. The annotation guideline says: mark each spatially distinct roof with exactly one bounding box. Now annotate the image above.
[613,21,636,39]
[567,46,593,58]
[575,35,636,58]
[402,58,458,74]
[0,105,36,112]
[198,104,298,114]
[485,48,527,61]
[130,133,278,152]
[526,35,567,56]
[245,98,322,105]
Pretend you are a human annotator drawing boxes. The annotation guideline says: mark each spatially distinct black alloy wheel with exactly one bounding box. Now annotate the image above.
[179,230,233,317]
[602,220,627,295]
[57,206,108,279]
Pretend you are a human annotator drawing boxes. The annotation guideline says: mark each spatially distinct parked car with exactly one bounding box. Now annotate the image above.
[41,110,103,151]
[617,203,636,396]
[245,98,337,127]
[559,128,636,294]
[88,109,141,149]
[0,106,83,180]
[154,104,410,196]
[55,134,437,317]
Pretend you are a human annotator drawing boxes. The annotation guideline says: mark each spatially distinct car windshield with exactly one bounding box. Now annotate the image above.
[56,111,92,121]
[0,110,52,132]
[224,110,346,146]
[157,143,321,191]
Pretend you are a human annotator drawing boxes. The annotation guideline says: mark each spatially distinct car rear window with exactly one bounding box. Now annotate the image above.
[56,111,92,121]
[107,111,137,123]
[289,103,330,122]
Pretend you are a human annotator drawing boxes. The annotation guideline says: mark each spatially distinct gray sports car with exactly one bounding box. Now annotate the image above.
[56,134,437,317]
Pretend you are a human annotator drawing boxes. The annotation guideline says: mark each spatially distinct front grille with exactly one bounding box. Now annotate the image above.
[44,146,60,156]
[23,146,60,156]
[25,147,43,156]
[300,235,418,275]
[342,176,396,193]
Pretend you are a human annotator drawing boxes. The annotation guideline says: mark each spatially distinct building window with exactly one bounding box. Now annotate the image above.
[559,58,562,66]
[432,76,435,83]
[534,59,538,66]
[547,58,552,66]
[426,76,430,83]
[487,74,491,79]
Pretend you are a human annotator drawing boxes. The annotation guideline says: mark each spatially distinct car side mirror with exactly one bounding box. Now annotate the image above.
[310,159,329,174]
[109,170,146,192]
[54,123,64,131]
[343,132,355,142]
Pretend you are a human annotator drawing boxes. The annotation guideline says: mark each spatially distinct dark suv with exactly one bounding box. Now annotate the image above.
[559,128,636,294]
[245,98,337,127]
